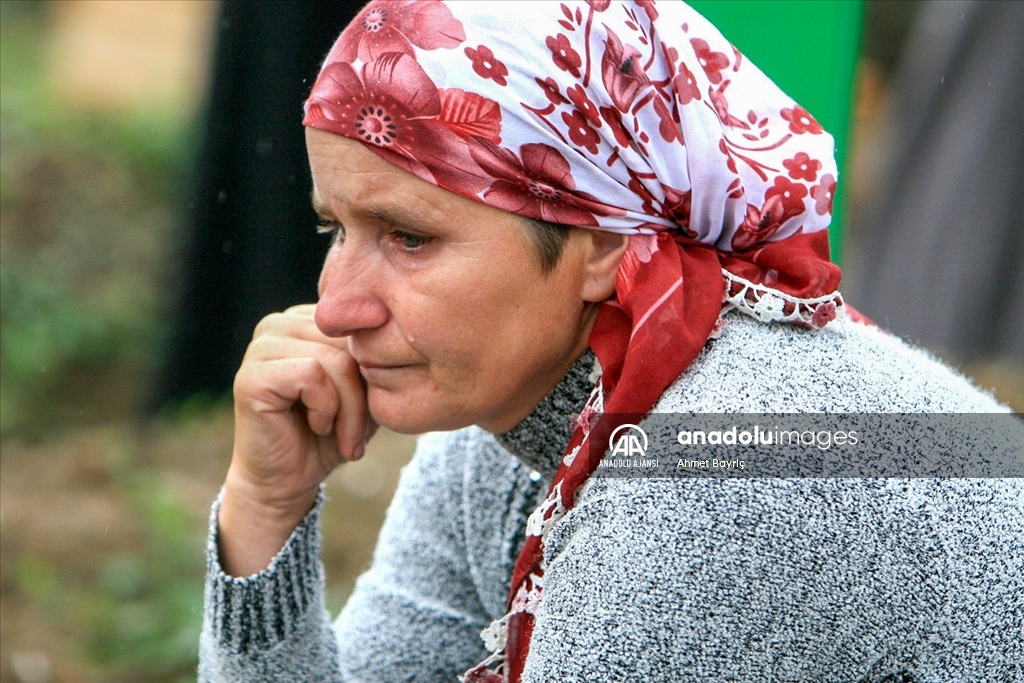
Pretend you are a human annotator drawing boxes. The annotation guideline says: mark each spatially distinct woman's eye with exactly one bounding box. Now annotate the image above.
[392,230,431,251]
[316,219,345,245]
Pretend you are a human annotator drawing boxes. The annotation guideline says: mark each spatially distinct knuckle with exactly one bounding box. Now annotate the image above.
[296,357,330,386]
[242,334,275,362]
[284,303,317,316]
[232,366,257,397]
[299,356,323,377]
[252,312,286,339]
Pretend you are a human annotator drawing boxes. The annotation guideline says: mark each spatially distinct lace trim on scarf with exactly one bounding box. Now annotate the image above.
[721,268,844,329]
[469,571,545,683]
[465,376,606,683]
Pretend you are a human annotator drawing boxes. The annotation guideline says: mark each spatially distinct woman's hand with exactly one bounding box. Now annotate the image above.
[218,304,375,576]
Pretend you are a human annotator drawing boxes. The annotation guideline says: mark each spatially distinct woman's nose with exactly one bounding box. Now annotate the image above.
[314,246,389,337]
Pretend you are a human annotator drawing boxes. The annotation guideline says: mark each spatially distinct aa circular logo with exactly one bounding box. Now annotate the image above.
[608,424,648,458]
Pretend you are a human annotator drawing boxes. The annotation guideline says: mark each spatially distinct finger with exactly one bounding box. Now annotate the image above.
[296,360,343,437]
[238,357,340,437]
[244,309,371,461]
[323,349,371,460]
[283,303,317,317]
[242,334,344,366]
[252,308,346,348]
[241,343,370,460]
[239,337,369,456]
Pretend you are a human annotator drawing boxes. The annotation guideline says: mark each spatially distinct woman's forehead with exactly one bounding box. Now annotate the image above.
[308,130,497,227]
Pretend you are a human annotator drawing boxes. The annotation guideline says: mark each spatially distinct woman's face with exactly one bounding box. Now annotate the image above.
[308,129,598,435]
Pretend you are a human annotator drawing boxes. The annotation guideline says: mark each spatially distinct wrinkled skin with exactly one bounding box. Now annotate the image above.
[217,130,627,576]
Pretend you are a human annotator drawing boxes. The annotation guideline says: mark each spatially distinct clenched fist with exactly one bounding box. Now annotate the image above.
[218,304,376,576]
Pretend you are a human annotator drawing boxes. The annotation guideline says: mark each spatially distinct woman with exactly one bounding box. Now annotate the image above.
[199,2,1021,681]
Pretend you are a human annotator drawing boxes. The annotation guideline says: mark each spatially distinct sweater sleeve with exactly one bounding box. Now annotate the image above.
[329,430,494,680]
[198,489,343,682]
[198,431,496,683]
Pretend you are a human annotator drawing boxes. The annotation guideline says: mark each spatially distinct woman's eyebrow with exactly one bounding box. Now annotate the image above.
[310,187,444,226]
[366,206,411,225]
[366,201,442,227]
[310,192,333,219]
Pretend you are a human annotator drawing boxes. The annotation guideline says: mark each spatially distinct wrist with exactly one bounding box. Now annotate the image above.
[217,474,319,577]
[222,464,320,526]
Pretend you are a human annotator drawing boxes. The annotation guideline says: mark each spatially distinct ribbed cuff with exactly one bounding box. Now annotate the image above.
[204,488,326,655]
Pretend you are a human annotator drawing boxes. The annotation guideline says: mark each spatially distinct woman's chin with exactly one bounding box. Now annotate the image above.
[367,388,464,436]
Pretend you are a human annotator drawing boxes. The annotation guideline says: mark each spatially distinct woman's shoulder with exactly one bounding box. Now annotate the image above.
[653,310,1006,413]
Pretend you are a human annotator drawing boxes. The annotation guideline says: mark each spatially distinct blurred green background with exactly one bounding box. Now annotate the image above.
[1,3,221,681]
[1,2,1019,683]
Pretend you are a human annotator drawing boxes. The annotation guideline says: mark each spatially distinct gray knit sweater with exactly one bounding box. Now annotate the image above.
[198,314,1023,682]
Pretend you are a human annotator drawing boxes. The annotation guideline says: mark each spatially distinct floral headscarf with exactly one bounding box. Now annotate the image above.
[304,1,843,680]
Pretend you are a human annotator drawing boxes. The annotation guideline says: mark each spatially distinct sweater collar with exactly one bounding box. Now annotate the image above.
[494,349,596,480]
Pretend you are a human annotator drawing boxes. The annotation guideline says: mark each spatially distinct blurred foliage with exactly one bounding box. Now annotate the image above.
[6,428,208,682]
[83,470,206,680]
[0,2,198,438]
[2,3,209,681]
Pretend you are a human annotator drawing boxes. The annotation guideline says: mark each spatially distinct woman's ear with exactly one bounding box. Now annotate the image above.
[580,230,629,302]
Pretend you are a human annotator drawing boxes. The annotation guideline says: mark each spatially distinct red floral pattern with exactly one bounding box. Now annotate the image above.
[601,27,649,111]
[537,77,568,105]
[547,33,583,78]
[437,88,502,143]
[673,62,701,105]
[709,83,749,129]
[661,184,693,234]
[304,5,843,682]
[811,173,837,216]
[783,151,821,181]
[811,300,837,327]
[562,109,601,154]
[567,84,601,127]
[764,175,809,215]
[718,138,738,173]
[653,96,681,144]
[690,37,729,85]
[305,55,495,197]
[601,106,631,146]
[334,1,465,63]
[627,168,660,215]
[468,139,605,225]
[308,0,836,242]
[465,44,508,86]
[615,232,660,292]
[781,104,824,134]
[732,197,793,251]
[636,0,659,22]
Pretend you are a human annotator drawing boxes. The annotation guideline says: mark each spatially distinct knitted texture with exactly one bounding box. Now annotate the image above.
[199,315,1022,682]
